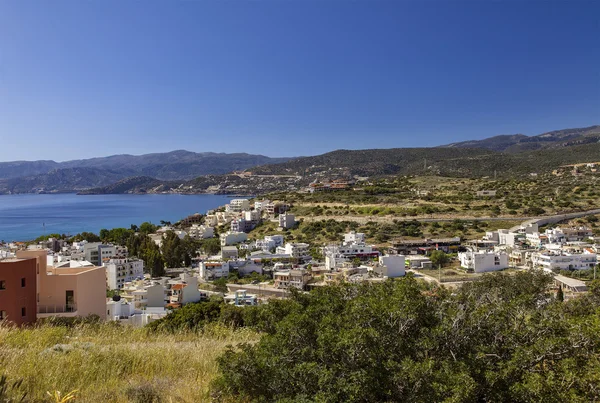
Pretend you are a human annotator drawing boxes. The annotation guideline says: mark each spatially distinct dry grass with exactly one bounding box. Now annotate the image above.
[0,322,258,402]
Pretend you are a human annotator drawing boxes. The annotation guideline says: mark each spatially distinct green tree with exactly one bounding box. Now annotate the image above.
[429,250,449,267]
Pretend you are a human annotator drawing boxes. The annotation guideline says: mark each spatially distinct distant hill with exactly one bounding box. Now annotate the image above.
[0,150,292,181]
[442,125,600,153]
[0,168,127,194]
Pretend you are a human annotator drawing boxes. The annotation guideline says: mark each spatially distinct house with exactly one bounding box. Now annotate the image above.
[228,260,263,276]
[17,250,107,319]
[459,250,509,273]
[104,257,145,290]
[120,279,168,309]
[220,231,248,246]
[278,212,296,230]
[106,297,168,326]
[221,246,239,260]
[199,261,230,280]
[273,269,311,290]
[276,243,310,260]
[0,256,37,325]
[226,199,250,213]
[374,255,406,278]
[168,273,201,305]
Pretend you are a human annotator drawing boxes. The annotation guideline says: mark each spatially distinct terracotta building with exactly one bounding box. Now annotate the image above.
[0,257,38,326]
[17,250,107,320]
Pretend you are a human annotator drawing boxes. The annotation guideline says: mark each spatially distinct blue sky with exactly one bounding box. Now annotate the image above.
[0,1,598,161]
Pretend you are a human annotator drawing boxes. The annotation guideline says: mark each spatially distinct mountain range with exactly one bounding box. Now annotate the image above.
[0,125,598,194]
[442,125,600,153]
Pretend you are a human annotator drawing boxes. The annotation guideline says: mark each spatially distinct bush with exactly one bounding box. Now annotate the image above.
[214,271,600,402]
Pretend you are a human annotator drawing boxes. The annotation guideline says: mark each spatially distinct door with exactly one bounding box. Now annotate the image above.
[66,290,75,312]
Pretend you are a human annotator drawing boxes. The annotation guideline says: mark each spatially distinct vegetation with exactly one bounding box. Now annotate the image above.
[0,322,257,402]
[2,272,600,401]
[214,272,600,402]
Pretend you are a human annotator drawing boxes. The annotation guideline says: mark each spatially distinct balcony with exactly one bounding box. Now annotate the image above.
[37,304,78,318]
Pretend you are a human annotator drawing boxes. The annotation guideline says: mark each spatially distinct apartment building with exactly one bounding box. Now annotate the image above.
[220,231,248,246]
[532,251,597,271]
[273,269,311,290]
[278,212,296,230]
[276,243,310,260]
[199,261,230,280]
[104,257,144,290]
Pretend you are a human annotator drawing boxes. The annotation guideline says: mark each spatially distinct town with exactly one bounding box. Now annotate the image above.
[2,193,598,328]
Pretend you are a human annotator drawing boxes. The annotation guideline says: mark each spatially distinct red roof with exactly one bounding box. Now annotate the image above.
[171,284,187,290]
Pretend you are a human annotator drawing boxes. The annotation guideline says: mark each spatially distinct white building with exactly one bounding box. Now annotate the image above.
[120,280,168,309]
[344,231,366,245]
[253,199,270,212]
[199,261,230,280]
[188,224,214,239]
[72,243,117,266]
[459,251,509,273]
[254,235,285,251]
[244,210,261,224]
[104,257,145,290]
[226,199,250,213]
[220,231,248,246]
[276,243,310,260]
[168,273,201,305]
[278,212,296,230]
[376,255,406,278]
[231,218,249,233]
[106,298,167,327]
[532,250,597,271]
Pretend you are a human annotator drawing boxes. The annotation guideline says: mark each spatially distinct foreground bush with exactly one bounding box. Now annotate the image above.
[213,272,600,402]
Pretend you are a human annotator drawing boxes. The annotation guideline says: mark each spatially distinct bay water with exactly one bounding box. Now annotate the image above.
[0,193,232,242]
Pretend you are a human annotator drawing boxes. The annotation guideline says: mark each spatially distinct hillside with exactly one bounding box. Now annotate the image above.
[443,125,600,152]
[0,150,291,181]
[0,168,128,194]
[247,142,600,178]
[77,176,179,195]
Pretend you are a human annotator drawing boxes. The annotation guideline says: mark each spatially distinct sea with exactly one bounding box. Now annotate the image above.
[0,193,233,242]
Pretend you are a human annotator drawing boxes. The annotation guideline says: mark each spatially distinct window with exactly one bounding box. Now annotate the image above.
[21,307,26,317]
[21,278,26,287]
[0,310,6,320]
[0,280,5,290]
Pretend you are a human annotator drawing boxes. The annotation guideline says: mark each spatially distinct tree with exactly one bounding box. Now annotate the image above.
[556,285,564,302]
[200,238,221,256]
[429,250,449,267]
[139,222,158,234]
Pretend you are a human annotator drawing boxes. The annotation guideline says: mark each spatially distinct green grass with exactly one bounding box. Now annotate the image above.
[0,322,257,402]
